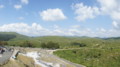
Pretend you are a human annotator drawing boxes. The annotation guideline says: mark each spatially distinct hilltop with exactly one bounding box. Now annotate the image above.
[0,32,30,41]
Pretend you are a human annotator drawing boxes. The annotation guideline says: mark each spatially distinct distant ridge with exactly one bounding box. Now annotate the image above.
[0,32,30,41]
[102,37,120,40]
[0,32,120,41]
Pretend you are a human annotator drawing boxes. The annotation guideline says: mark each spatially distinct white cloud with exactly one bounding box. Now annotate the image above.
[97,28,106,33]
[14,5,22,9]
[53,25,59,29]
[71,25,80,28]
[0,23,119,37]
[0,5,4,8]
[18,17,24,20]
[40,8,67,21]
[13,0,28,9]
[97,0,120,20]
[21,0,29,4]
[0,23,51,36]
[52,29,65,35]
[68,29,81,35]
[112,21,120,30]
[71,0,120,35]
[72,3,100,21]
[72,0,120,22]
[100,28,106,32]
[97,0,118,13]
[111,11,120,21]
[97,0,120,31]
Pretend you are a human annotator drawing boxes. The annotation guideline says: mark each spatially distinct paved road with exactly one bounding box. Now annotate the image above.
[0,51,13,65]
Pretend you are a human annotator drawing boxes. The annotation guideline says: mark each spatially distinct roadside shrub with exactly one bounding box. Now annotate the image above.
[20,41,33,47]
[41,41,59,49]
[0,41,8,46]
[71,42,86,47]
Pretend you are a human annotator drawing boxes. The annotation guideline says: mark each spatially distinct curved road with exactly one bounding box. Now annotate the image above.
[0,51,13,65]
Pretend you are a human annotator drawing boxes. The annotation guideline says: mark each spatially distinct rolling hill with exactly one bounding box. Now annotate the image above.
[0,32,31,41]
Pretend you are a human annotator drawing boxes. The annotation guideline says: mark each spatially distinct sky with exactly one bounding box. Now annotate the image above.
[0,0,120,37]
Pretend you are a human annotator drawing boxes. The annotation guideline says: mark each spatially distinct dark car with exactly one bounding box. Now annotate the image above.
[0,47,5,54]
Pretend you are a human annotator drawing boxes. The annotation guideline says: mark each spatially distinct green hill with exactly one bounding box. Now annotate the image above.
[0,32,30,41]
[0,32,120,49]
[103,37,120,40]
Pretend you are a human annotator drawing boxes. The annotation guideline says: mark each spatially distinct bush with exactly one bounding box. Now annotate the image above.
[20,41,33,47]
[71,42,86,47]
[0,41,8,46]
[41,41,59,49]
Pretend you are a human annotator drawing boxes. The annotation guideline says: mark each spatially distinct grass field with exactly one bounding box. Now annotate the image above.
[54,48,120,67]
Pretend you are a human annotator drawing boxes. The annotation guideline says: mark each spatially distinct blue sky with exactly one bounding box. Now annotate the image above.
[0,0,120,37]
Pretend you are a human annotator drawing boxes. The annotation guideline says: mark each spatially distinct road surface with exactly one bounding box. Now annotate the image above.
[0,51,13,65]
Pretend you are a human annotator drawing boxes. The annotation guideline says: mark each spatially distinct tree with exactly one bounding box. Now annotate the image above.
[71,42,86,47]
[41,41,59,49]
[41,42,46,48]
[20,41,33,47]
[0,41,8,46]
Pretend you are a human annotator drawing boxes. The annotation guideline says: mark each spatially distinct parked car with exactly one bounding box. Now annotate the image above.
[0,47,6,54]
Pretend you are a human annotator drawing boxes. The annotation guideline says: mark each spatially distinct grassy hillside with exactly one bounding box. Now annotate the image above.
[0,32,32,47]
[0,32,16,41]
[0,32,120,49]
[103,37,120,40]
[0,32,30,41]
[33,36,120,49]
[54,49,120,67]
[33,36,105,48]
